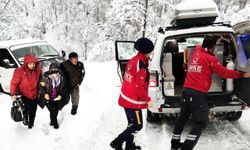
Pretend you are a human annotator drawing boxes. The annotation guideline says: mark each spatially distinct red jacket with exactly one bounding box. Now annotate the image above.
[10,54,42,100]
[184,45,244,93]
[118,53,151,109]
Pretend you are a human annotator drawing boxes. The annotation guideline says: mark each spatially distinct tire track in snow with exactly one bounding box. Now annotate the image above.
[199,120,250,150]
[230,110,250,145]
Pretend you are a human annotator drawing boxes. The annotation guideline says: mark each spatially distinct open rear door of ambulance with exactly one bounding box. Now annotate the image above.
[233,21,250,105]
[115,41,136,81]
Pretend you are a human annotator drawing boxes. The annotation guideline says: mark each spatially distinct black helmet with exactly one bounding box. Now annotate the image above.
[134,38,154,54]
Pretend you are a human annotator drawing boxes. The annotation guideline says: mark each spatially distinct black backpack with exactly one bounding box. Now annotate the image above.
[11,100,24,122]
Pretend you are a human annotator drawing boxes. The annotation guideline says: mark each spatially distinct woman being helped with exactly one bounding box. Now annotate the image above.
[39,63,69,129]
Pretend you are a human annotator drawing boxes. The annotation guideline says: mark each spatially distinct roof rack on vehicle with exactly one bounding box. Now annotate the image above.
[212,21,231,27]
[158,21,232,34]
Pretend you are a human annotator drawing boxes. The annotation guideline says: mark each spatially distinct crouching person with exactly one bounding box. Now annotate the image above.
[39,63,69,129]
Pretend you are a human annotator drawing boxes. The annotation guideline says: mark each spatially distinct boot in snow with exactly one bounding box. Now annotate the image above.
[170,148,181,150]
[50,117,59,129]
[53,121,59,129]
[110,138,123,150]
[125,143,141,150]
[181,144,192,150]
[170,142,183,150]
[28,123,33,129]
[23,115,28,126]
[71,105,78,115]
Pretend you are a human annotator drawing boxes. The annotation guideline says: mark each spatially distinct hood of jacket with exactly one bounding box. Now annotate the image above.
[22,54,39,71]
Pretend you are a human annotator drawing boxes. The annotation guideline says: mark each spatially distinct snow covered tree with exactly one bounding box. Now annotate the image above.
[106,0,147,40]
[0,0,249,61]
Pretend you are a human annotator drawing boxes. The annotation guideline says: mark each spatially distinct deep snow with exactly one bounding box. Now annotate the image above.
[1,61,250,150]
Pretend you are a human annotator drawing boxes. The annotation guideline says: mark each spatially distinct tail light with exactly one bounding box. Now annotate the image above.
[149,71,159,87]
[241,104,247,110]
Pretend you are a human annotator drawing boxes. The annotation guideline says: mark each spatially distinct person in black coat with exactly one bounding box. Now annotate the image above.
[39,63,69,129]
[59,52,85,115]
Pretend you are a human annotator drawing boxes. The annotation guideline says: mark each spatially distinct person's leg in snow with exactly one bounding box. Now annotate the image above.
[124,109,142,150]
[22,97,30,126]
[171,88,208,150]
[171,91,191,149]
[71,85,79,115]
[21,96,37,129]
[110,108,143,150]
[47,102,60,129]
[181,90,208,150]
[28,99,37,129]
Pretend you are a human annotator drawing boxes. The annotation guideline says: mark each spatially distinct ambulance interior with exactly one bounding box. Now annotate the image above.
[161,33,239,100]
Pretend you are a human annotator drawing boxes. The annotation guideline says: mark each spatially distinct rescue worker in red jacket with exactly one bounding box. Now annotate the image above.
[170,36,250,150]
[110,38,154,150]
[10,54,42,129]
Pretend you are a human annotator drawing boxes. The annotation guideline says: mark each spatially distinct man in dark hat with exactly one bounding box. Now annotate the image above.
[59,52,85,115]
[110,38,154,150]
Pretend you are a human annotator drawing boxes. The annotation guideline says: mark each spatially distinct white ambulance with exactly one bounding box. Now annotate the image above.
[115,0,250,121]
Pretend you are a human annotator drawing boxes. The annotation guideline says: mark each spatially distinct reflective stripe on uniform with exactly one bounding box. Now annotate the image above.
[135,110,141,125]
[186,134,197,141]
[172,134,181,140]
[121,92,147,105]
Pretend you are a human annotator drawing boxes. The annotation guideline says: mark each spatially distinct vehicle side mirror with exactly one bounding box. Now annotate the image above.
[164,40,179,54]
[3,59,10,64]
[61,50,66,57]
[2,58,15,68]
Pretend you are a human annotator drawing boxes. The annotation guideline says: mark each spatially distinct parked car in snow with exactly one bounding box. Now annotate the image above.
[0,39,65,94]
[115,0,250,121]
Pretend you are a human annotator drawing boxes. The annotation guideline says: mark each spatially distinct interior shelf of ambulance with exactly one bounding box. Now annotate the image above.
[161,33,238,104]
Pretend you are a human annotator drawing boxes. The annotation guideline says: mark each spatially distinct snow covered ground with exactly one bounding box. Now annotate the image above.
[1,61,250,150]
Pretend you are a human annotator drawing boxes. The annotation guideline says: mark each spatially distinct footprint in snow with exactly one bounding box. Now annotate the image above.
[41,124,50,135]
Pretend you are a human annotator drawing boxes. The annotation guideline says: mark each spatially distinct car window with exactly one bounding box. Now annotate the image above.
[115,41,136,61]
[12,44,59,63]
[178,37,203,53]
[0,49,17,68]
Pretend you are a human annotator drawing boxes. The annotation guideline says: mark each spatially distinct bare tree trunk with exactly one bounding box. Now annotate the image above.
[0,0,11,16]
[158,5,163,18]
[96,3,100,22]
[52,1,58,21]
[32,0,35,8]
[84,41,87,60]
[239,0,247,9]
[142,0,148,37]
[65,2,68,38]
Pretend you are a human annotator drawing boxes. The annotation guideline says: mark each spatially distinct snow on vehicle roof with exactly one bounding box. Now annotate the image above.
[176,0,218,11]
[164,25,234,38]
[0,39,47,49]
